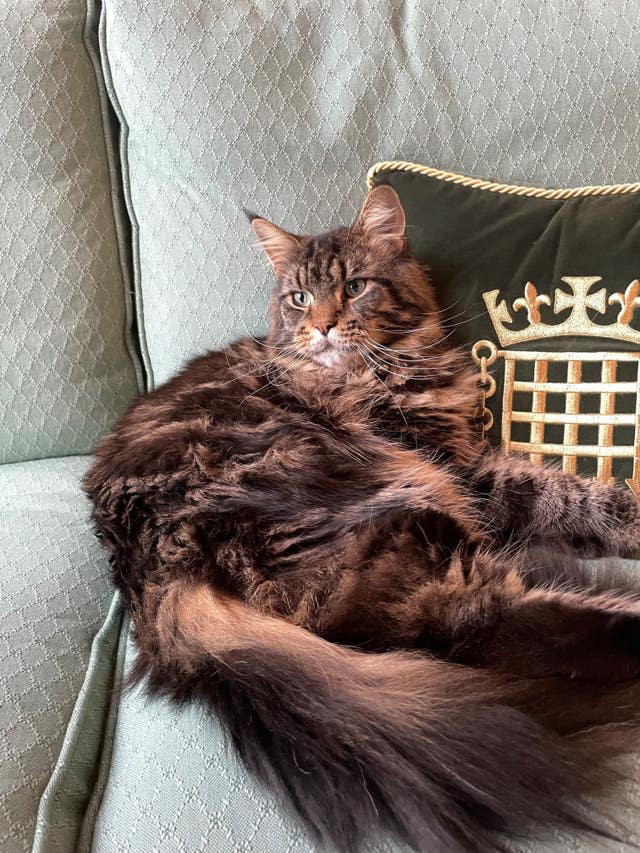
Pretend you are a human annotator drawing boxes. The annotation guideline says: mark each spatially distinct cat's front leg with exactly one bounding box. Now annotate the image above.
[469,452,640,558]
[315,542,640,684]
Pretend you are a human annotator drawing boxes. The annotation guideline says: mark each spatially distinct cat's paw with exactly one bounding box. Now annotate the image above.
[611,489,640,559]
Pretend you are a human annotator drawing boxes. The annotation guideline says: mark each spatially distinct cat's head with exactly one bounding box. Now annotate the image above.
[250,186,441,371]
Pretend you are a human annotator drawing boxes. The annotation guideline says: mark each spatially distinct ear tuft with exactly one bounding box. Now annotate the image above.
[355,185,406,251]
[251,218,301,277]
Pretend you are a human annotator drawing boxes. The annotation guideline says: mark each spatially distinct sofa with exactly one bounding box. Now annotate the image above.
[2,1,640,851]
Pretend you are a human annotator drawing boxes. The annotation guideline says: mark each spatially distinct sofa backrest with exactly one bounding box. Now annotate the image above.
[99,0,640,388]
[0,0,142,465]
[3,1,640,464]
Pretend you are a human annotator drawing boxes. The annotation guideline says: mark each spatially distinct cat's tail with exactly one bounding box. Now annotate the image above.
[132,580,637,853]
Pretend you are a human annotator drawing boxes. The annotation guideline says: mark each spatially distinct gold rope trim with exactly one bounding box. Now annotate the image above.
[366,160,640,199]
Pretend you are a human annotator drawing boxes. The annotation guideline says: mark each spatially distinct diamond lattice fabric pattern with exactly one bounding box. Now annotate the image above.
[0,0,141,464]
[0,456,114,851]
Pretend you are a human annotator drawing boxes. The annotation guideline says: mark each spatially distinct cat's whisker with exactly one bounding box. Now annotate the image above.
[359,350,434,382]
[238,347,310,404]
[375,307,468,336]
[369,339,444,356]
[245,335,299,355]
[363,338,447,366]
[359,339,446,378]
[359,347,433,378]
[378,308,491,341]
[221,361,273,388]
[382,310,488,334]
[433,293,466,314]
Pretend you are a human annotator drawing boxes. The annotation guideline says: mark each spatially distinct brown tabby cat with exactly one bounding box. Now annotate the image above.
[85,186,640,853]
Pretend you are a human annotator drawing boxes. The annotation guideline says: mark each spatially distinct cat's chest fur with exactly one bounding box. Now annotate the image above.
[264,359,482,467]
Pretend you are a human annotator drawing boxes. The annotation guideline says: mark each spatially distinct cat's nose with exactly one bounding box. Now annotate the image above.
[313,321,335,337]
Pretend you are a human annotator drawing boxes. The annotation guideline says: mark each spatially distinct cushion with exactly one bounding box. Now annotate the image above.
[0,456,115,851]
[369,161,640,491]
[0,0,142,464]
[98,0,640,388]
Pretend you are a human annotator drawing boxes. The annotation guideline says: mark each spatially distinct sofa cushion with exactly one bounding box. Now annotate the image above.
[0,456,115,851]
[0,0,142,464]
[99,0,640,388]
[368,161,640,488]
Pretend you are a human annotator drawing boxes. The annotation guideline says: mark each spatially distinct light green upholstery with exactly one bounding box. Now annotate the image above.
[0,0,141,465]
[0,457,115,851]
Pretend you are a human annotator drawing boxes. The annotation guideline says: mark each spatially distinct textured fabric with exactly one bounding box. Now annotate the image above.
[370,167,640,483]
[32,595,126,853]
[0,456,113,852]
[0,0,142,464]
[99,0,640,387]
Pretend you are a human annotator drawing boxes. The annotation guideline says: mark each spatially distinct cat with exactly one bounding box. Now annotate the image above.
[84,185,640,853]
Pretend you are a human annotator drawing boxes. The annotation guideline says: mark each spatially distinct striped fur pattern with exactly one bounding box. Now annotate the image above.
[85,186,640,852]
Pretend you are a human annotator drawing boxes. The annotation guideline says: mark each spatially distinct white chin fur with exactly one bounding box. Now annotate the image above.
[311,347,346,368]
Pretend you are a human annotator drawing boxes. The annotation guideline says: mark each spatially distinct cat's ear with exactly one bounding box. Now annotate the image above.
[250,215,301,277]
[355,185,406,252]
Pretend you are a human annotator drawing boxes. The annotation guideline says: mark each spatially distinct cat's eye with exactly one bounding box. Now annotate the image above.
[345,279,367,298]
[290,290,313,308]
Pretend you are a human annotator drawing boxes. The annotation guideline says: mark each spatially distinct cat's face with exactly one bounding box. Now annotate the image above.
[252,186,440,371]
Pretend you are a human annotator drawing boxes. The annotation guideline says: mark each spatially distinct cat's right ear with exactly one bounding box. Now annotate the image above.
[354,185,406,253]
[249,214,301,278]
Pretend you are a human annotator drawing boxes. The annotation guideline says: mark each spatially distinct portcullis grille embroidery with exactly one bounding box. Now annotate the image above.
[474,276,640,495]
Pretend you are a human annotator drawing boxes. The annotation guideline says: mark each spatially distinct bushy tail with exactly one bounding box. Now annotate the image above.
[132,580,639,853]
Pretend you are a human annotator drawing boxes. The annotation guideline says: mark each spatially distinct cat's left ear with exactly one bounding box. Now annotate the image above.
[249,214,301,278]
[354,185,406,252]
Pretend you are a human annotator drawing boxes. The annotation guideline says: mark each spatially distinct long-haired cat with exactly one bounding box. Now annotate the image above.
[84,186,640,853]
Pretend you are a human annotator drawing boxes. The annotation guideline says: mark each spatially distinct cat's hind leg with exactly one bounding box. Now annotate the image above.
[418,548,640,684]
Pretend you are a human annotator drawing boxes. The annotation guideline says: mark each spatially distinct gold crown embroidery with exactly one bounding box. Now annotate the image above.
[473,276,640,496]
[483,277,640,346]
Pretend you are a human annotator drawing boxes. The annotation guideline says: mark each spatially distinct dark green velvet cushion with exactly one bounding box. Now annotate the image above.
[369,163,640,490]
